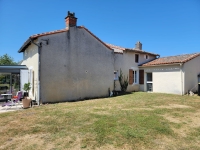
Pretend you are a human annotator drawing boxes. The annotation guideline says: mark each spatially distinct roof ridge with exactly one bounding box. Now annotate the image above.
[181,53,200,63]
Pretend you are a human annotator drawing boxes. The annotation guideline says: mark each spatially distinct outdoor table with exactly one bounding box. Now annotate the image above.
[1,94,12,101]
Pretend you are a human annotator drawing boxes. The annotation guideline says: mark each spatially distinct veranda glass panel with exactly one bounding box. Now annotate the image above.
[0,73,11,95]
[11,74,20,96]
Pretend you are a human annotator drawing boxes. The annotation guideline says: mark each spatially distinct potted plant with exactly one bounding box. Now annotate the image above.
[23,82,31,97]
[22,82,32,108]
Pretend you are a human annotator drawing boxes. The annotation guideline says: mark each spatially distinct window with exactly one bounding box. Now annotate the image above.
[114,71,118,80]
[129,69,138,84]
[134,71,137,83]
[135,54,139,63]
[144,55,148,59]
[147,73,152,82]
[146,73,153,92]
[132,71,137,83]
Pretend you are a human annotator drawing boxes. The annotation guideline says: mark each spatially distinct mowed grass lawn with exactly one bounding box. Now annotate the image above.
[0,92,200,150]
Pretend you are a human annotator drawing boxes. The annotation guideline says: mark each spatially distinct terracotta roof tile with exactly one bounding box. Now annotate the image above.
[141,53,200,66]
[18,26,157,56]
[105,43,158,56]
[30,26,112,52]
[106,43,125,51]
[19,26,113,52]
[126,48,158,56]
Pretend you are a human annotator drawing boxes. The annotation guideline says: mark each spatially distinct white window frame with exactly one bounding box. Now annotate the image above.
[146,72,153,83]
[146,72,153,92]
[131,67,139,84]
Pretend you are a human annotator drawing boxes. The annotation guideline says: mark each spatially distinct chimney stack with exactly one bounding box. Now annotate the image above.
[65,11,77,28]
[135,41,142,50]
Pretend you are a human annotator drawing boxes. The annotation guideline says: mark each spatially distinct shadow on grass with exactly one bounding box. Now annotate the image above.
[42,92,134,104]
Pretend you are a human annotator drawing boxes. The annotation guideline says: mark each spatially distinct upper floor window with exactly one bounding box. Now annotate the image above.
[144,54,148,59]
[135,54,139,63]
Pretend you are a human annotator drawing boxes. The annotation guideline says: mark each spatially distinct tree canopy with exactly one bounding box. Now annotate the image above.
[0,54,17,65]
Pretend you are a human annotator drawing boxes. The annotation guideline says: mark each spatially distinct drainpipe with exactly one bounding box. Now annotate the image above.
[180,63,184,95]
[29,38,42,105]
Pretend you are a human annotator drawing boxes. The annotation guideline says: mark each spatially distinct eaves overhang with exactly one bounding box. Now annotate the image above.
[18,29,68,53]
[18,38,33,53]
[125,48,159,56]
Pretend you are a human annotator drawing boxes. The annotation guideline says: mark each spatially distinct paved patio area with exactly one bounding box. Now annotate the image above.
[0,102,24,113]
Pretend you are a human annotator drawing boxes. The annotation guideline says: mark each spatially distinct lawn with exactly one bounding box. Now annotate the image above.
[0,92,200,150]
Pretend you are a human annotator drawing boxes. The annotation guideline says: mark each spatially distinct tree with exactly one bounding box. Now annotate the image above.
[0,54,17,65]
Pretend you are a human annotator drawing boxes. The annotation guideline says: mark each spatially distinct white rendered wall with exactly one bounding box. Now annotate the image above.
[153,71,182,94]
[183,55,200,93]
[142,65,182,95]
[21,43,39,101]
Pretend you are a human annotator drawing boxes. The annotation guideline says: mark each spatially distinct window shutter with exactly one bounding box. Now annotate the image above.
[139,70,144,84]
[129,69,133,84]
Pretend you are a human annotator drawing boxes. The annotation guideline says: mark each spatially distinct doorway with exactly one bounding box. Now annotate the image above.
[146,73,153,92]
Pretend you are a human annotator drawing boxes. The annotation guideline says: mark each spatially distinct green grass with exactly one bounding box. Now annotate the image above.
[0,92,200,149]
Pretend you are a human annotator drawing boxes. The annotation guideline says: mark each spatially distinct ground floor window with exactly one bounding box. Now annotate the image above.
[114,70,118,80]
[129,69,138,84]
[133,70,137,83]
[146,73,153,91]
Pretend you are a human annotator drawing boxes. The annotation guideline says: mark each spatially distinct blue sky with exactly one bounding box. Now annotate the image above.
[0,0,199,62]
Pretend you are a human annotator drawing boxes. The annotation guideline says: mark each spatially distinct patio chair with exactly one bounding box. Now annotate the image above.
[12,91,21,99]
[1,91,23,110]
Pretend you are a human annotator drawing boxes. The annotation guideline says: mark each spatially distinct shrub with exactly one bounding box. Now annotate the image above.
[118,69,128,92]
